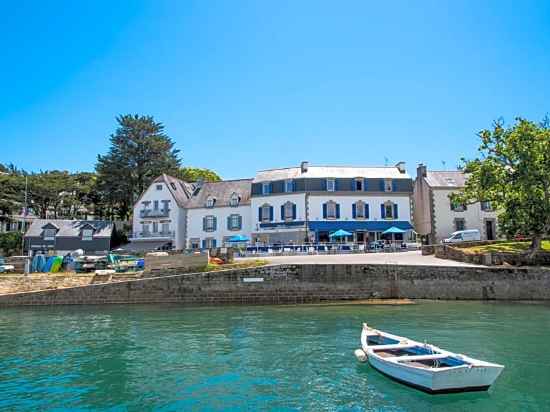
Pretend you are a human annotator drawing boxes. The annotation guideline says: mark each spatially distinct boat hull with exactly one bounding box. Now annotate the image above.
[368,354,503,394]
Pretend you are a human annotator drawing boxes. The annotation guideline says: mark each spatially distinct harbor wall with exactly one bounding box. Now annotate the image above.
[0,264,549,306]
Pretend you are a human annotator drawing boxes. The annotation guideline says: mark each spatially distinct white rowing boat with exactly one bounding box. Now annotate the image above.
[354,323,504,394]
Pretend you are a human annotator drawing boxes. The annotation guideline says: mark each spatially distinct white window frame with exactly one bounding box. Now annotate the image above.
[261,205,271,222]
[190,238,200,250]
[326,202,337,219]
[327,179,336,192]
[82,229,94,241]
[205,215,216,231]
[284,202,294,220]
[481,201,492,211]
[384,203,394,219]
[206,196,215,208]
[356,201,366,218]
[205,237,216,249]
[43,228,56,241]
[156,184,163,191]
[262,182,271,195]
[385,179,393,192]
[229,193,239,207]
[230,214,240,230]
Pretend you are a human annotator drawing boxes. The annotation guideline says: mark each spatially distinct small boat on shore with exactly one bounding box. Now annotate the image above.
[354,323,504,394]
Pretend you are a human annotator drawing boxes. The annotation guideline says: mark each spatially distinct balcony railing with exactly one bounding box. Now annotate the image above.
[140,208,170,218]
[131,231,175,240]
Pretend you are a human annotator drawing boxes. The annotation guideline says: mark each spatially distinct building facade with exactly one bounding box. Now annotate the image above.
[24,219,115,255]
[413,164,498,244]
[131,162,416,250]
[251,162,414,244]
[130,174,195,250]
[185,179,252,249]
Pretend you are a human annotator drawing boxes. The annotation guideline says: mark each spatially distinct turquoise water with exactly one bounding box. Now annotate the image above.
[1,302,549,411]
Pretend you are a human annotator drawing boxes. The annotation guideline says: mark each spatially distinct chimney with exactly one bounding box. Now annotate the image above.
[300,161,309,174]
[395,161,406,174]
[417,163,427,179]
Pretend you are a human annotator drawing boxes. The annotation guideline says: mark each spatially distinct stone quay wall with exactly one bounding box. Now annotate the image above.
[0,264,549,306]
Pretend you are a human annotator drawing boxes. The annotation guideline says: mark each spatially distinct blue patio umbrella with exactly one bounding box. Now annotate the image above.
[227,234,250,242]
[382,226,406,235]
[329,229,353,238]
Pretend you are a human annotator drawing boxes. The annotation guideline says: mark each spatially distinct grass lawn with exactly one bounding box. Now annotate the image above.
[462,240,550,254]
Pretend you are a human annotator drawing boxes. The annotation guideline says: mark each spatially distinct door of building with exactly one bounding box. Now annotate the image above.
[486,220,495,240]
[356,231,365,243]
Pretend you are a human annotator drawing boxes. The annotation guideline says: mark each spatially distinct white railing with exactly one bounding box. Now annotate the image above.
[131,231,175,239]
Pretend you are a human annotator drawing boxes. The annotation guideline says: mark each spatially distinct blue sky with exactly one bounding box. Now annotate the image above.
[1,0,549,179]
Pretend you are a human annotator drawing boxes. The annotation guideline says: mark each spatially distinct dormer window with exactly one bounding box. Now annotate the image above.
[355,178,364,191]
[262,182,271,195]
[43,228,56,241]
[206,196,216,208]
[384,179,393,192]
[170,183,177,190]
[229,193,240,207]
[82,229,94,241]
[326,178,336,192]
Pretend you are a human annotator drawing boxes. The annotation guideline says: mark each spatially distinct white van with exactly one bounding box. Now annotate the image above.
[443,229,481,243]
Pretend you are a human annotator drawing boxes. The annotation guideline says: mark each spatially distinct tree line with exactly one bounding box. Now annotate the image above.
[0,114,220,221]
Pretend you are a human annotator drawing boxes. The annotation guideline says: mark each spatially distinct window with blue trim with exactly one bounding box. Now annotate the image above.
[326,178,335,192]
[285,179,294,193]
[262,182,271,195]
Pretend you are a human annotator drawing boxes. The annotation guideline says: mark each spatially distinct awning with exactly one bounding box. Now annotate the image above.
[308,221,414,232]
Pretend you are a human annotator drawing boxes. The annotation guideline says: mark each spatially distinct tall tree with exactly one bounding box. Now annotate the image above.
[176,167,221,182]
[96,115,181,219]
[453,117,550,253]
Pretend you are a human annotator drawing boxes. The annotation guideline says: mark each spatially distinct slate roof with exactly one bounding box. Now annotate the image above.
[25,219,114,238]
[155,174,196,208]
[424,171,468,188]
[185,179,253,208]
[253,166,410,182]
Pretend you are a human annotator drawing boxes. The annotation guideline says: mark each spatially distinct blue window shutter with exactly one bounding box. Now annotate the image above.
[292,204,297,219]
[323,203,327,218]
[258,207,262,221]
[269,206,273,221]
[334,180,339,191]
[213,217,217,230]
[381,204,386,218]
[238,215,242,229]
[393,204,399,219]
[212,239,217,248]
[392,180,397,192]
[202,217,207,231]
[379,179,385,191]
[364,179,368,191]
[281,205,285,220]
[269,183,272,194]
[292,180,296,192]
[322,180,327,191]
[202,239,206,249]
[227,216,231,230]
[365,204,370,219]
[351,180,356,191]
[352,203,356,218]
[336,204,340,219]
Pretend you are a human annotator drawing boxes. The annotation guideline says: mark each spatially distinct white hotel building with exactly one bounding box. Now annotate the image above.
[130,162,415,250]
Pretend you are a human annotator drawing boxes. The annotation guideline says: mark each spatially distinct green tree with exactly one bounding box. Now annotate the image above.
[96,115,181,219]
[0,173,25,216]
[27,171,75,218]
[453,117,550,253]
[0,232,22,256]
[176,167,221,182]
